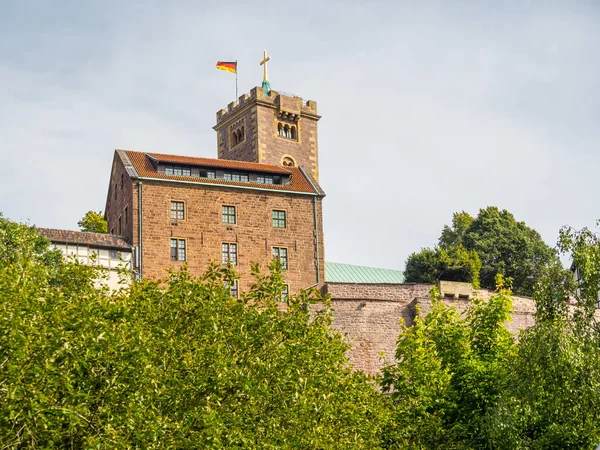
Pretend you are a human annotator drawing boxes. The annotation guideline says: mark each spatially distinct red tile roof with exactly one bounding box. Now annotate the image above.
[122,150,319,195]
[145,151,291,174]
[38,228,131,250]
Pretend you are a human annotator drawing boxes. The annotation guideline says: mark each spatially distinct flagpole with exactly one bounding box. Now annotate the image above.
[235,60,238,100]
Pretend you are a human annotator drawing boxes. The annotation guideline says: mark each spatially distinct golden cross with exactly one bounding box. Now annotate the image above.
[260,49,271,82]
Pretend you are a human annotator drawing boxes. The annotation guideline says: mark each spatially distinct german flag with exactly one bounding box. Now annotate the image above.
[216,61,237,73]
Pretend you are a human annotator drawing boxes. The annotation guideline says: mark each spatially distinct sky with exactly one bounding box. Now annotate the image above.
[1,0,599,271]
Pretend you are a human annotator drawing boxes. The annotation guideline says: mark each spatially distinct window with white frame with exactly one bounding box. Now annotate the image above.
[170,238,186,261]
[222,243,238,265]
[272,247,288,270]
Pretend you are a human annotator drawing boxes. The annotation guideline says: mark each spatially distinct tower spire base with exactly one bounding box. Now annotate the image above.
[262,80,271,95]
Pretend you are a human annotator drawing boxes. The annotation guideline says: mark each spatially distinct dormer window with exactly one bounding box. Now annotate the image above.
[199,169,216,179]
[165,166,191,177]
[223,171,249,182]
[257,174,273,184]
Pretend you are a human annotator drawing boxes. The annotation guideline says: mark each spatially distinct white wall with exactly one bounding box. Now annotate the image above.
[52,243,132,290]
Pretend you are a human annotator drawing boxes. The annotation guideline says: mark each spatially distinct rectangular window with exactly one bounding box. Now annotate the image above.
[118,216,122,235]
[282,284,289,302]
[171,238,186,261]
[114,183,117,199]
[272,210,286,228]
[222,243,238,265]
[110,250,120,259]
[240,173,249,182]
[166,166,191,177]
[124,206,128,225]
[222,205,236,224]
[231,173,240,182]
[120,173,124,189]
[225,280,239,299]
[200,169,216,179]
[256,174,274,184]
[223,172,232,181]
[272,247,288,270]
[171,201,185,220]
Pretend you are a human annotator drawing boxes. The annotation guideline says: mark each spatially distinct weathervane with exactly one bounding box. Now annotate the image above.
[259,49,271,95]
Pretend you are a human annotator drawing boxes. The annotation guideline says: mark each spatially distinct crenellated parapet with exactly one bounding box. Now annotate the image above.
[216,87,319,126]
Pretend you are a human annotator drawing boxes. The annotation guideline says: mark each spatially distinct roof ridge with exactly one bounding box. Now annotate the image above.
[326,261,403,272]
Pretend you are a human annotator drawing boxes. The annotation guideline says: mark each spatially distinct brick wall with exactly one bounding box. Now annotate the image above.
[136,180,325,294]
[324,283,536,375]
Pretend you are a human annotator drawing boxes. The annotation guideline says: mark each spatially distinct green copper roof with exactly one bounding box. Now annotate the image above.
[325,262,405,284]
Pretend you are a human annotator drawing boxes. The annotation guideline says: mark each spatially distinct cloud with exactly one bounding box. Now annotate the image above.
[1,0,599,270]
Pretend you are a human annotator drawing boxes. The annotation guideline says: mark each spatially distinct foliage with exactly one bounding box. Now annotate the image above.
[406,207,557,296]
[461,207,557,297]
[0,216,388,448]
[439,211,474,249]
[484,223,600,449]
[404,244,481,288]
[77,210,108,234]
[381,276,515,448]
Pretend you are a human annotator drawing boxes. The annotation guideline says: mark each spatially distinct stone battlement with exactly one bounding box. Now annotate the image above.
[215,87,318,125]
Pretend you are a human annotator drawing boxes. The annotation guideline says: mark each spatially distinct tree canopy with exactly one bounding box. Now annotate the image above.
[405,207,557,296]
[381,276,515,448]
[4,213,600,448]
[388,223,600,449]
[0,216,388,448]
[77,210,108,233]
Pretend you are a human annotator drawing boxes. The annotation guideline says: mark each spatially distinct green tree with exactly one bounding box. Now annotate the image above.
[405,207,557,296]
[404,244,481,288]
[439,211,474,248]
[77,210,108,233]
[382,277,515,448]
[462,207,557,297]
[0,216,389,448]
[484,223,600,449]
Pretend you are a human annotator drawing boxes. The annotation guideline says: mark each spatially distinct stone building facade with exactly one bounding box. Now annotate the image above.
[103,85,543,374]
[214,87,321,182]
[104,155,325,294]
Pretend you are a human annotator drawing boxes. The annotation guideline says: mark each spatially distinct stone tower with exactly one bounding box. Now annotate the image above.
[213,87,321,181]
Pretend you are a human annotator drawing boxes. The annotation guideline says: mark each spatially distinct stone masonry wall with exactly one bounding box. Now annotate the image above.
[324,283,536,375]
[216,101,258,163]
[137,180,325,295]
[256,98,319,182]
[214,88,320,181]
[105,155,135,243]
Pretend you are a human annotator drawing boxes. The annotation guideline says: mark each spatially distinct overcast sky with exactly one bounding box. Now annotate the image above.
[1,0,599,271]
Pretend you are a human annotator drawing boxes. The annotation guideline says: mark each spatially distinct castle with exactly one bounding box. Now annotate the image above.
[99,77,539,373]
[104,86,325,296]
[38,62,539,375]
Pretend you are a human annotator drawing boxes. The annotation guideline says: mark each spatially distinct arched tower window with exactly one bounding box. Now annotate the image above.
[276,121,298,141]
[229,119,245,148]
